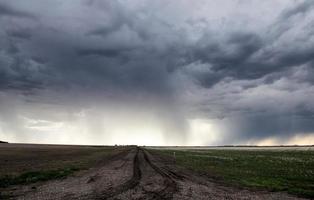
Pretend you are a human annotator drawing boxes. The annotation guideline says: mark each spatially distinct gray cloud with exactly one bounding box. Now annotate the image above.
[280,0,314,19]
[0,0,314,145]
[6,28,32,40]
[0,2,35,19]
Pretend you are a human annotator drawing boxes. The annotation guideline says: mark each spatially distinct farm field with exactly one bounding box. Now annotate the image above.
[0,143,312,199]
[151,147,314,198]
[0,143,121,176]
[0,143,128,198]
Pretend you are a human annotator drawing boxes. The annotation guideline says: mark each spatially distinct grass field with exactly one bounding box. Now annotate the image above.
[152,147,314,198]
[0,143,119,188]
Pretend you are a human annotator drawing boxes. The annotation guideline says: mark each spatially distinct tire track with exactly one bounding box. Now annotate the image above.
[95,148,141,199]
[10,147,308,200]
[142,149,178,200]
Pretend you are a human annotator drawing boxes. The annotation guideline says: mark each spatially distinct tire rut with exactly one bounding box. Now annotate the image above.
[95,148,141,199]
[142,149,178,200]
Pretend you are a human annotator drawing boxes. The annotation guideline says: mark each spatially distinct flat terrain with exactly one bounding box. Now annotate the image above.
[152,147,314,198]
[0,144,312,199]
[0,143,120,176]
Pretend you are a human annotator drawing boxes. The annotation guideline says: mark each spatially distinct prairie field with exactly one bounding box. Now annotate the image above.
[0,143,123,189]
[0,144,313,199]
[151,146,314,198]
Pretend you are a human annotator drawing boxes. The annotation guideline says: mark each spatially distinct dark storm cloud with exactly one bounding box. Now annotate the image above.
[280,0,314,19]
[188,29,314,88]
[188,32,264,86]
[6,28,32,40]
[178,1,314,90]
[195,32,263,69]
[77,49,123,57]
[219,114,314,144]
[0,55,44,91]
[1,0,314,145]
[0,2,35,19]
[192,63,314,144]
[0,74,42,91]
[186,0,314,144]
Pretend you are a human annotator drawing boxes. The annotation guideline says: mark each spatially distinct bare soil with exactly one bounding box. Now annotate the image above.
[1,147,308,200]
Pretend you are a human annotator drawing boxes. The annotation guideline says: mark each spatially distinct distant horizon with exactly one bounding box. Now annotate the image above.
[1,141,314,148]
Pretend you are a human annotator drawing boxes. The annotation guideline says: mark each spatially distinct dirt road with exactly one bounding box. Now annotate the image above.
[3,147,307,200]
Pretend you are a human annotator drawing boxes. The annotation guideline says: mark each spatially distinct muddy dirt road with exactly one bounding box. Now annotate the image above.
[3,147,307,200]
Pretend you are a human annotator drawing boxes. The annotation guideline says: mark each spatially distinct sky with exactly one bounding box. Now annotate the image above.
[0,0,314,146]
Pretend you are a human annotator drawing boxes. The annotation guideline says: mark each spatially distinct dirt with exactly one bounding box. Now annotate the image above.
[1,147,308,200]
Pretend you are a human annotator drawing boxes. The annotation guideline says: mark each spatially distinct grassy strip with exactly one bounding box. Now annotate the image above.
[0,146,118,188]
[0,167,79,188]
[152,149,314,198]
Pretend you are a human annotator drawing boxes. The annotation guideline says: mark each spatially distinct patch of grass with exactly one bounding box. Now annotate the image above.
[152,148,314,198]
[0,167,79,188]
[0,144,128,188]
[0,144,118,177]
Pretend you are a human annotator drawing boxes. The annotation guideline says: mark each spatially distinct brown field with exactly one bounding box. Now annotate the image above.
[0,143,121,176]
[0,144,311,199]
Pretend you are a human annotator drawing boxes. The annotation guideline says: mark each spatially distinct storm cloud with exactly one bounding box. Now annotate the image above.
[0,0,314,145]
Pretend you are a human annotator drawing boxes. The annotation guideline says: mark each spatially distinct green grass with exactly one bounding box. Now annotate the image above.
[0,144,122,189]
[0,167,79,188]
[0,145,115,176]
[152,148,314,198]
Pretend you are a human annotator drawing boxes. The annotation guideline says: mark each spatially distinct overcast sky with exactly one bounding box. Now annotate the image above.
[1,0,314,145]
